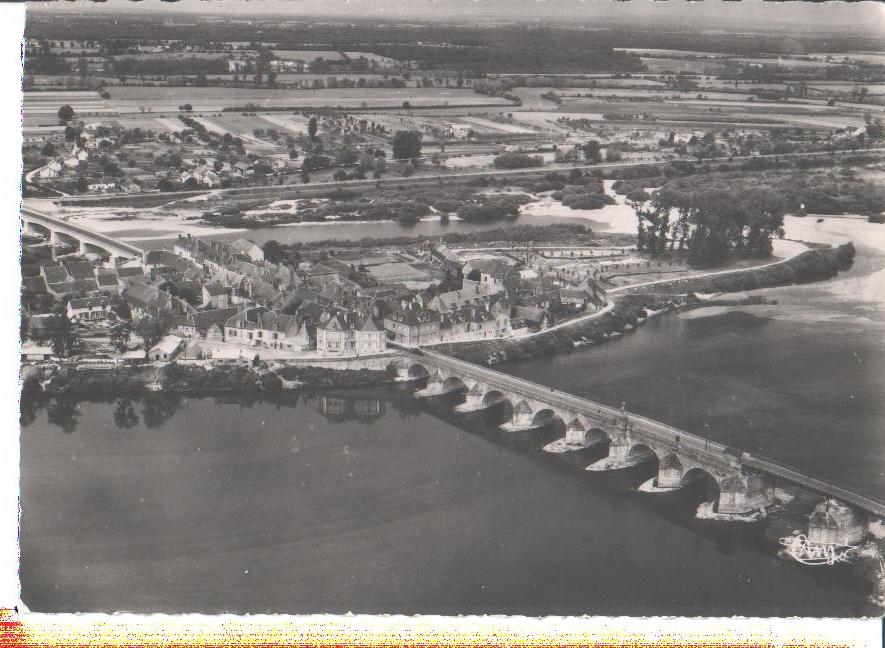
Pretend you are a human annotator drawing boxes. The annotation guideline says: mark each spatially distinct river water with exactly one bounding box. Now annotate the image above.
[19,216,885,616]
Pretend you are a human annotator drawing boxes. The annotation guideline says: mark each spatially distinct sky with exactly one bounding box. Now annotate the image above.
[27,0,885,32]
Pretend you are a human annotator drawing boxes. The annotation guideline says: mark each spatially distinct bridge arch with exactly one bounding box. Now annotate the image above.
[406,363,429,379]
[481,389,507,407]
[530,407,559,427]
[628,443,659,464]
[443,376,468,393]
[681,467,721,509]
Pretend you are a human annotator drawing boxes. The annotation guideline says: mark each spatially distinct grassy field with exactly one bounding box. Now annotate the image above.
[102,86,513,113]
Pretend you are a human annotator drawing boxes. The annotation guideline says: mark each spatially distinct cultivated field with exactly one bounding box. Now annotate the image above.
[102,86,513,113]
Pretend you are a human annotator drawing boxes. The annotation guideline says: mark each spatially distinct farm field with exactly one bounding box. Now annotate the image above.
[640,57,727,74]
[24,90,116,126]
[257,113,310,135]
[460,116,537,134]
[102,86,513,112]
[617,48,729,58]
[271,50,344,61]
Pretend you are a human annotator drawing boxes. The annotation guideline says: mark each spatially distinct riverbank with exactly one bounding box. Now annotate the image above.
[29,362,398,399]
[438,243,856,366]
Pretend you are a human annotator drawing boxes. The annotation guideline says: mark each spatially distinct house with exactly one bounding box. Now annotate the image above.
[513,305,550,332]
[429,284,504,314]
[316,312,387,357]
[384,302,440,347]
[224,307,311,352]
[95,271,120,293]
[21,343,54,362]
[62,156,80,169]
[172,306,240,341]
[87,182,117,193]
[209,347,256,366]
[428,243,464,279]
[36,164,60,179]
[66,297,111,322]
[202,282,232,308]
[230,238,264,263]
[120,179,142,193]
[149,334,183,362]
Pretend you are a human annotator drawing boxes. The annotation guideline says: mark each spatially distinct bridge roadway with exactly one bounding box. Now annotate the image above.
[409,348,885,518]
[21,206,144,260]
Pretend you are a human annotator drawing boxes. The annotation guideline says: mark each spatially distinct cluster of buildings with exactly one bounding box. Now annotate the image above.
[23,231,607,364]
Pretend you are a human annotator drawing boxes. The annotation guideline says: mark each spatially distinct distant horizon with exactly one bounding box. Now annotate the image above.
[25,0,885,35]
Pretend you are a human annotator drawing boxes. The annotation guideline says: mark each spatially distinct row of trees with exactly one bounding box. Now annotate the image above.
[632,187,786,267]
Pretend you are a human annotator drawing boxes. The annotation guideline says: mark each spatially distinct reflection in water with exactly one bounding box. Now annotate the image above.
[317,395,386,423]
[112,399,139,429]
[46,397,79,434]
[141,393,182,429]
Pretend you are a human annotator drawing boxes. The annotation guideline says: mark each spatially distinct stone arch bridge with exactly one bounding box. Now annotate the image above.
[394,348,885,520]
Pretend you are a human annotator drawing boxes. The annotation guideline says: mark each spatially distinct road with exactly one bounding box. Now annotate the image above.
[54,146,885,206]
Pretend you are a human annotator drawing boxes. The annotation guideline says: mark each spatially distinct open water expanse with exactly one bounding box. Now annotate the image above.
[19,221,885,616]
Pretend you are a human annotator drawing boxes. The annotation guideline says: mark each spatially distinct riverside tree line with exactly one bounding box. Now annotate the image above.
[631,187,786,268]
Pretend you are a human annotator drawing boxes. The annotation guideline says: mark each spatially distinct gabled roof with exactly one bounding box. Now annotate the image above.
[513,305,547,324]
[117,266,145,278]
[203,282,231,296]
[63,260,95,281]
[386,303,440,326]
[69,297,108,310]
[359,317,381,332]
[176,306,241,332]
[96,272,118,287]
[22,276,47,294]
[41,266,69,284]
[49,279,98,294]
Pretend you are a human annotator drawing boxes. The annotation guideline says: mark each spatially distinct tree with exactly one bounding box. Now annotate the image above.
[583,140,601,163]
[76,176,89,193]
[134,316,170,358]
[865,111,885,141]
[300,167,310,184]
[64,125,78,142]
[41,142,56,157]
[57,104,74,121]
[308,117,318,141]
[392,130,422,159]
[39,310,78,357]
[605,146,622,162]
[110,322,131,352]
[333,169,348,181]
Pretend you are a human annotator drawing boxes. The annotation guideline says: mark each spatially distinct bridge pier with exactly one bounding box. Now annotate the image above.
[500,399,542,432]
[806,499,867,546]
[543,418,608,453]
[455,383,492,412]
[717,473,776,515]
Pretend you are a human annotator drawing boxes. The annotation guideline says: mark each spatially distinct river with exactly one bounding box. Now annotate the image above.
[19,216,885,616]
[18,390,877,616]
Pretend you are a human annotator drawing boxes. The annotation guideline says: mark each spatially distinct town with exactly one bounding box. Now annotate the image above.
[21,219,615,368]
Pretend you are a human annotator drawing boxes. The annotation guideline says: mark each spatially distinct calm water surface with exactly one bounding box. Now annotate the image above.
[19,391,875,615]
